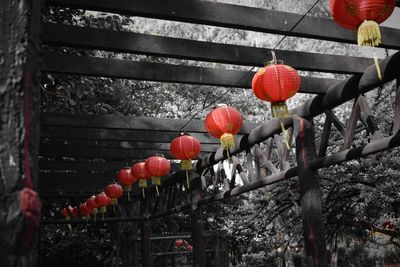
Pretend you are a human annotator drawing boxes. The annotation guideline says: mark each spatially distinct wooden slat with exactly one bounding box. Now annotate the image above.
[42,52,339,94]
[325,110,346,137]
[39,144,209,159]
[45,0,400,49]
[38,172,116,191]
[394,79,400,134]
[41,113,258,134]
[41,126,222,144]
[39,160,131,171]
[358,95,382,139]
[318,115,332,158]
[40,138,220,153]
[43,24,372,75]
[342,98,361,149]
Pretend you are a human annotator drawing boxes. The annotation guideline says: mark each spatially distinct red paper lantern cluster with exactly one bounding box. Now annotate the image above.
[170,133,201,188]
[131,162,150,198]
[175,239,193,252]
[205,104,242,157]
[105,183,123,205]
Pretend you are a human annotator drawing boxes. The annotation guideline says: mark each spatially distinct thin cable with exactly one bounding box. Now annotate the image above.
[157,0,321,149]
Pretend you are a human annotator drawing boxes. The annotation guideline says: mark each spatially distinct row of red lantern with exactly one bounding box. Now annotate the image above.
[175,239,193,252]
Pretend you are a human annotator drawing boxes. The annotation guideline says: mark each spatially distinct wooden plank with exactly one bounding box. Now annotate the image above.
[45,0,400,49]
[342,98,361,149]
[39,160,131,171]
[38,172,116,191]
[41,126,221,144]
[40,138,220,153]
[41,113,258,134]
[42,52,339,95]
[324,110,346,137]
[39,144,179,159]
[43,24,372,75]
[294,117,328,266]
[358,95,382,139]
[318,115,332,158]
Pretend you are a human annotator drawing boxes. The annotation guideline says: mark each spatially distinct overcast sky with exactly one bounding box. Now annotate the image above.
[382,7,400,28]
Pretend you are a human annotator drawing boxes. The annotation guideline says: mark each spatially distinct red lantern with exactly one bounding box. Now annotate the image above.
[170,133,201,188]
[80,203,92,218]
[175,239,184,247]
[145,156,171,196]
[187,245,193,251]
[105,183,123,205]
[62,206,73,220]
[117,168,136,192]
[95,192,111,214]
[252,52,300,148]
[204,104,242,156]
[330,0,396,79]
[132,162,150,198]
[87,195,99,216]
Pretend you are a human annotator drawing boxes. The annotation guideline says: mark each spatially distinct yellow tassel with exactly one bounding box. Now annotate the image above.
[139,179,147,198]
[127,191,130,202]
[373,51,382,81]
[111,198,118,205]
[123,184,132,192]
[99,207,106,213]
[220,133,235,150]
[272,102,291,149]
[357,20,381,47]
[92,208,98,215]
[152,177,161,196]
[180,160,193,170]
[142,188,145,199]
[186,170,190,189]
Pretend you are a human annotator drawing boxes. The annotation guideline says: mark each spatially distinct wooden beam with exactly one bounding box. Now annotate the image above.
[41,113,258,134]
[43,24,372,75]
[40,139,220,153]
[41,126,221,144]
[42,52,339,95]
[39,160,130,171]
[39,144,179,159]
[44,0,400,49]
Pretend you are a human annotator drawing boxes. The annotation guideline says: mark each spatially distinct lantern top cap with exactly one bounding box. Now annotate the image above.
[264,51,283,66]
[216,103,228,108]
[179,132,191,136]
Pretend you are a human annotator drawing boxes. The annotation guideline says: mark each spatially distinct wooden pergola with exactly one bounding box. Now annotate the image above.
[2,0,400,266]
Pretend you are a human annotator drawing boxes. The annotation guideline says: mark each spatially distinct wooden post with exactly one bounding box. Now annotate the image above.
[0,0,42,266]
[140,196,152,267]
[294,117,328,267]
[191,175,207,267]
[214,232,221,267]
[394,78,400,134]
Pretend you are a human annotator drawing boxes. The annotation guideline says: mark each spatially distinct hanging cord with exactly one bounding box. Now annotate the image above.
[153,0,322,180]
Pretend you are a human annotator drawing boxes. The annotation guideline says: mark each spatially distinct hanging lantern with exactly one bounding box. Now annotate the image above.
[86,195,99,218]
[62,206,73,220]
[117,168,136,201]
[175,239,184,247]
[131,162,150,198]
[145,155,171,196]
[187,245,193,252]
[330,0,396,80]
[252,52,300,148]
[170,133,201,189]
[79,203,92,219]
[95,192,111,215]
[105,183,123,206]
[204,104,242,159]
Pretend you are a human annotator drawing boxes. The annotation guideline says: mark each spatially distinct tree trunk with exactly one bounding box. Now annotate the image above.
[0,0,42,266]
[294,117,328,267]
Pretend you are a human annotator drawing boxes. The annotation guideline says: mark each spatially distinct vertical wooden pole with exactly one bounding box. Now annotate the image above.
[0,0,42,266]
[140,196,152,267]
[214,232,221,267]
[191,175,207,267]
[294,117,328,267]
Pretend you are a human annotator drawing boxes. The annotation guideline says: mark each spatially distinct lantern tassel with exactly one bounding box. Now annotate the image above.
[220,133,234,162]
[139,179,147,198]
[142,188,145,199]
[272,102,290,150]
[113,205,115,213]
[94,213,96,222]
[127,191,130,202]
[373,51,382,81]
[357,20,381,47]
[181,160,192,189]
[152,176,161,196]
